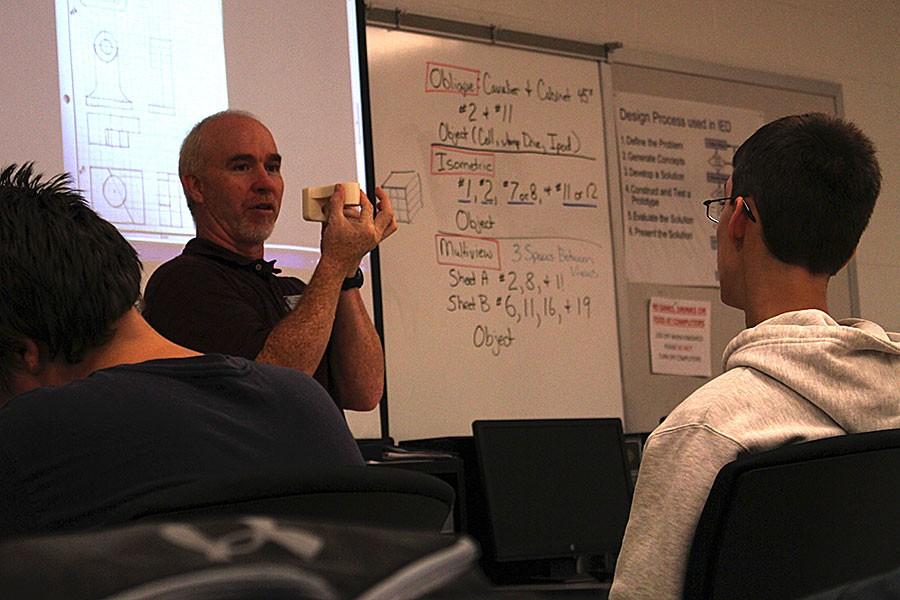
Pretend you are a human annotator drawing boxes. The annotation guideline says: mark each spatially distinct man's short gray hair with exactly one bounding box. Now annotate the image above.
[179,109,260,214]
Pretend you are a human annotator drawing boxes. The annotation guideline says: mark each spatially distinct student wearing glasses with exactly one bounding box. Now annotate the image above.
[609,113,900,600]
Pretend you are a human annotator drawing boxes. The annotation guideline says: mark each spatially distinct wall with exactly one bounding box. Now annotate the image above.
[1,2,63,173]
[368,0,900,333]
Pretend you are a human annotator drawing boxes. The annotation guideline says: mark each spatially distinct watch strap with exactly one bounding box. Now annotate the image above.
[342,267,364,290]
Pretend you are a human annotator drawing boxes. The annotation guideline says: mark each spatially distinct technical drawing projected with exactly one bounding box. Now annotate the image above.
[155,172,184,228]
[86,31,132,109]
[90,166,145,225]
[57,0,227,238]
[80,0,127,10]
[149,38,176,115]
[87,113,140,148]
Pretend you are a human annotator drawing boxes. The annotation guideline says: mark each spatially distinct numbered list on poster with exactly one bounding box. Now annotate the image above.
[614,93,763,286]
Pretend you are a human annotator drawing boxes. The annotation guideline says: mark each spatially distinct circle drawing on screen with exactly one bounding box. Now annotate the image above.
[93,31,119,63]
[103,174,128,208]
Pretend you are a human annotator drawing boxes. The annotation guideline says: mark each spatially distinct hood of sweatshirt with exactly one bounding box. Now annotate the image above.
[723,309,900,433]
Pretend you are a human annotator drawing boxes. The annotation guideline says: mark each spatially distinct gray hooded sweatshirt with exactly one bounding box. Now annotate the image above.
[610,309,900,600]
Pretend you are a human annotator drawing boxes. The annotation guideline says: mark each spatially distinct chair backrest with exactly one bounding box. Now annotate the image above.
[797,563,900,600]
[124,465,455,533]
[683,428,900,600]
[0,515,485,600]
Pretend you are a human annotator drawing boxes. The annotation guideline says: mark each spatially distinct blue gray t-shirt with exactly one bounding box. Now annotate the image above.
[0,354,363,536]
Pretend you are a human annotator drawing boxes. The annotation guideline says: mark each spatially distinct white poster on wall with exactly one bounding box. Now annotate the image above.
[649,297,712,377]
[614,93,764,286]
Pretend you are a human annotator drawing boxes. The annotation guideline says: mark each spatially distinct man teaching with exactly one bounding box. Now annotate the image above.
[143,110,397,411]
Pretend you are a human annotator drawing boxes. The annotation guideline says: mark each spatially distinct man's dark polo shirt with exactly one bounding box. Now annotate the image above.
[143,238,332,392]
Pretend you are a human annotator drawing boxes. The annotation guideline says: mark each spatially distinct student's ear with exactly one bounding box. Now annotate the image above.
[727,196,752,242]
[14,338,42,375]
[181,174,205,206]
[4,338,44,400]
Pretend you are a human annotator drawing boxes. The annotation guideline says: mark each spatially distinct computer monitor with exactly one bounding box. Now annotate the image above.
[472,418,632,582]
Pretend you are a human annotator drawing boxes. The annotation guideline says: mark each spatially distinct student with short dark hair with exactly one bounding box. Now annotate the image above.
[0,163,363,536]
[609,114,900,600]
[730,113,880,277]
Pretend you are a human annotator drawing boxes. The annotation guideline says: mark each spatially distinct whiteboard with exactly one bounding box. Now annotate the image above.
[367,27,623,439]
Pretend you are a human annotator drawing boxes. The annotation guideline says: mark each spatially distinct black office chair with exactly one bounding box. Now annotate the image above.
[131,465,456,532]
[0,465,455,539]
[683,428,900,600]
[797,564,900,600]
[0,514,490,600]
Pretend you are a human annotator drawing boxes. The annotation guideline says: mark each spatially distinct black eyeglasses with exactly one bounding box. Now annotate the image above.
[702,197,756,224]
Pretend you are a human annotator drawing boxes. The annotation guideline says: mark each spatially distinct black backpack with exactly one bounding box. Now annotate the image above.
[0,515,511,599]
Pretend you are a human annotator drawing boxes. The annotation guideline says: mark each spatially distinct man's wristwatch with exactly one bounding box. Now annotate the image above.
[342,267,364,290]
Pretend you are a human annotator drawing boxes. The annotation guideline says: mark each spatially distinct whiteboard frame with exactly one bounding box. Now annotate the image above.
[365,6,617,62]
[610,49,844,111]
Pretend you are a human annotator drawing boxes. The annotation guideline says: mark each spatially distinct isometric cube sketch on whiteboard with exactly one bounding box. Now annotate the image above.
[381,170,423,224]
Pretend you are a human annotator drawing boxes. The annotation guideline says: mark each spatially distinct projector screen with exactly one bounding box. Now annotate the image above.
[55,0,230,248]
[54,0,369,273]
[1,0,380,437]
